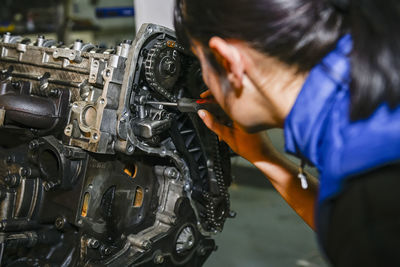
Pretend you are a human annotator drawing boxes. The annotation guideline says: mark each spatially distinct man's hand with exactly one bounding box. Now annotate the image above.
[197,91,318,230]
[197,109,278,164]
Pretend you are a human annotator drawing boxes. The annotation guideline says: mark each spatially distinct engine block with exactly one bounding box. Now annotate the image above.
[0,24,232,266]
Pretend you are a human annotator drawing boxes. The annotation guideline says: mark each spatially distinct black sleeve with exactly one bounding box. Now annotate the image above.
[322,162,400,267]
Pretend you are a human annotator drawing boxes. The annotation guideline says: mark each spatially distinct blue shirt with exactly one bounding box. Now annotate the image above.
[284,35,400,203]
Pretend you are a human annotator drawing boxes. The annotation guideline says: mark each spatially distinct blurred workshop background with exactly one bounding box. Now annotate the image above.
[0,0,327,266]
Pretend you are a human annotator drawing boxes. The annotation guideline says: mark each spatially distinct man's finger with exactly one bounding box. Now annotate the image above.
[198,109,233,143]
[200,90,212,99]
[198,109,222,136]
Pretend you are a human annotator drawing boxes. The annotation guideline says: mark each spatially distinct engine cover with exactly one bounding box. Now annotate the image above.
[0,24,232,266]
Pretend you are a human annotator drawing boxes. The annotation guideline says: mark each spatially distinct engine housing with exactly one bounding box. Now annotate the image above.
[0,24,232,266]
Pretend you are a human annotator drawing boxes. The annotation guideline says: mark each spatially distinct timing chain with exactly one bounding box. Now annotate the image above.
[203,135,230,232]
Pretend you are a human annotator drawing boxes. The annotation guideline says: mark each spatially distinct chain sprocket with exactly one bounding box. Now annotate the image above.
[145,40,182,101]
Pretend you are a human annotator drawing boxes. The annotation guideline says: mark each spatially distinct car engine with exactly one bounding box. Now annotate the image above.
[0,24,233,266]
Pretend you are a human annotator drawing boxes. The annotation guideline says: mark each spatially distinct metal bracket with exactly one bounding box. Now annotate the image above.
[53,48,82,63]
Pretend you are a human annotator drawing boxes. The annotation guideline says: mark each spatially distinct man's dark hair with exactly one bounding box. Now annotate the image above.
[174,0,400,120]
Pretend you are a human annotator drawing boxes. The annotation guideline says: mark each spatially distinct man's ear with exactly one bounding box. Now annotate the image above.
[209,37,244,91]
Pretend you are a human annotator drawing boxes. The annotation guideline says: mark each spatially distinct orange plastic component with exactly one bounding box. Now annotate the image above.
[124,164,137,178]
[81,192,90,217]
[133,187,144,207]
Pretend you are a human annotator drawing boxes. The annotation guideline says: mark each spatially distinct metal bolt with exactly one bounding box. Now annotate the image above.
[49,89,60,97]
[36,36,45,47]
[29,140,40,151]
[198,247,207,256]
[80,86,91,99]
[229,210,237,218]
[43,181,57,191]
[88,238,100,249]
[163,60,177,75]
[20,167,29,177]
[4,175,11,184]
[65,126,72,135]
[3,32,11,43]
[168,169,176,178]
[5,156,13,164]
[64,148,73,158]
[43,182,51,191]
[127,145,134,154]
[12,81,21,89]
[142,240,152,250]
[123,112,129,119]
[55,217,67,230]
[5,174,20,187]
[165,168,179,179]
[154,254,164,264]
[104,247,112,255]
[105,69,111,77]
[73,39,83,51]
[184,182,192,192]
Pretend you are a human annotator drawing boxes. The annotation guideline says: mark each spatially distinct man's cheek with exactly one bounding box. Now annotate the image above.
[202,71,210,87]
[200,63,213,87]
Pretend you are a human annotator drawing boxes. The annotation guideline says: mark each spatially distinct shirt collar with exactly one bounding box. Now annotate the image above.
[284,35,352,169]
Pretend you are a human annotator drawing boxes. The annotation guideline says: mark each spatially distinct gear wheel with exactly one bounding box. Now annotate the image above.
[145,40,182,101]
